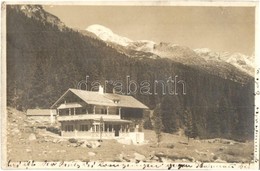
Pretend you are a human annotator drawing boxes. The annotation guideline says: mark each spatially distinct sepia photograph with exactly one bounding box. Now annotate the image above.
[1,1,259,169]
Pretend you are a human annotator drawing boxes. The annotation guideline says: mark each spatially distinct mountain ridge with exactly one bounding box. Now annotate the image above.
[15,5,67,31]
[86,24,254,77]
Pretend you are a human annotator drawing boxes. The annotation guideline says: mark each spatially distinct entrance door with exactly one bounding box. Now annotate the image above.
[114,125,120,137]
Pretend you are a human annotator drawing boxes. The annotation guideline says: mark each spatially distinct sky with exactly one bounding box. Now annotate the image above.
[44,5,255,55]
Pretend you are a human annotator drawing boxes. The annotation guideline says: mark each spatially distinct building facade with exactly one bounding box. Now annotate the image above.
[51,86,148,144]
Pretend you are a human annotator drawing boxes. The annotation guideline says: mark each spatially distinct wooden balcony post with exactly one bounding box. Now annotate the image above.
[69,108,71,115]
[74,108,76,115]
[107,106,109,115]
[93,106,96,114]
[74,122,77,137]
[119,107,121,118]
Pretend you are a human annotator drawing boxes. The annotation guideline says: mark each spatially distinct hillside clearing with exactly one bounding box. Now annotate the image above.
[6,107,253,163]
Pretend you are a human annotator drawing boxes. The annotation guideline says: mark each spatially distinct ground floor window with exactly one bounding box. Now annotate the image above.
[65,125,74,132]
[105,124,113,132]
[96,125,100,132]
[121,125,126,131]
[79,124,89,131]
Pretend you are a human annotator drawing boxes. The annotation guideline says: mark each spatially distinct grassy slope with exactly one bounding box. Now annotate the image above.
[6,107,253,163]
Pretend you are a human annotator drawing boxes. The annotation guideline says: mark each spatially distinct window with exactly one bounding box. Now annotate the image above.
[114,100,120,104]
[104,124,113,132]
[82,108,87,114]
[65,125,74,132]
[101,108,107,114]
[80,125,89,131]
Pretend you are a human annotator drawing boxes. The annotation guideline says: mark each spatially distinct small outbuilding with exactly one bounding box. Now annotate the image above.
[26,109,57,124]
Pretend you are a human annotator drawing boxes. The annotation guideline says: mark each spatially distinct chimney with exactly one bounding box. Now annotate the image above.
[99,85,104,94]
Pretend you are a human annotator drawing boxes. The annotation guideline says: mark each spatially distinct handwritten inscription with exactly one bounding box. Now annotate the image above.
[6,160,254,170]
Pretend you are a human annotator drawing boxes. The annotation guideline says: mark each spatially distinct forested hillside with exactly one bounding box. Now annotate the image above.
[6,5,254,141]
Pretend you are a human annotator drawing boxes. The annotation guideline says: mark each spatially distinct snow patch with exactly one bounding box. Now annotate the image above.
[86,24,132,46]
[194,48,212,54]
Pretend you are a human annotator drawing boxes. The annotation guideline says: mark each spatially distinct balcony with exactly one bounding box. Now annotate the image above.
[57,113,120,121]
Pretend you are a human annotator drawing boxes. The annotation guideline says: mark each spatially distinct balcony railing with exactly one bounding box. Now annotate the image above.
[57,113,120,121]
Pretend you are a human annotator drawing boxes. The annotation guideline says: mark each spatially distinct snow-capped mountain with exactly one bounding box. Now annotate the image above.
[86,24,133,46]
[86,24,157,51]
[86,24,254,79]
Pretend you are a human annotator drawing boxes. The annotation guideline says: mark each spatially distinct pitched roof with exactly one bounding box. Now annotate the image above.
[27,109,57,116]
[57,102,83,109]
[51,88,148,109]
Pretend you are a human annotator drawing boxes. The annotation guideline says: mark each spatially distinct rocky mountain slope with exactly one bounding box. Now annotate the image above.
[194,48,254,77]
[18,5,66,31]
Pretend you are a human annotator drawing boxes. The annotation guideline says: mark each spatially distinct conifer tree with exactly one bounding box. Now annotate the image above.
[28,58,46,108]
[153,104,163,147]
[184,109,193,142]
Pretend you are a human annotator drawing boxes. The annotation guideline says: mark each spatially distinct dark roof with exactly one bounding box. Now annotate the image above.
[51,88,149,109]
[27,109,57,116]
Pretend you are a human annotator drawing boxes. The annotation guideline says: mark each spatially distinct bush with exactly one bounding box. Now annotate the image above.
[46,126,61,135]
[68,138,78,143]
[143,112,153,130]
[166,144,175,149]
[227,150,235,156]
[160,143,175,149]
